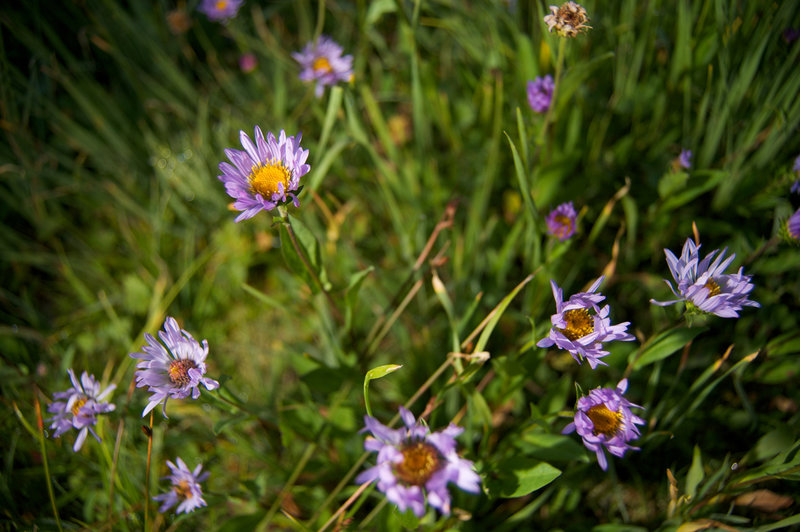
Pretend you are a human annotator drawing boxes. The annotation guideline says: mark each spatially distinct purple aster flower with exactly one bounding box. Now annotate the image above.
[129,317,219,417]
[239,53,257,73]
[292,36,354,98]
[198,0,243,22]
[537,276,635,369]
[678,149,692,169]
[563,379,645,471]
[650,238,760,318]
[527,75,555,113]
[784,28,800,43]
[217,127,310,222]
[787,208,800,241]
[545,201,577,241]
[356,407,481,518]
[153,457,210,514]
[791,180,799,195]
[46,369,115,452]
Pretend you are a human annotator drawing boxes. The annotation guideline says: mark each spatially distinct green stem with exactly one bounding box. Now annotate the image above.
[264,441,318,525]
[280,208,344,324]
[535,38,566,150]
[144,411,154,530]
[35,392,63,532]
[312,0,326,43]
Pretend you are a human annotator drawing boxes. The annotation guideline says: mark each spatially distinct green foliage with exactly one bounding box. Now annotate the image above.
[1,0,799,530]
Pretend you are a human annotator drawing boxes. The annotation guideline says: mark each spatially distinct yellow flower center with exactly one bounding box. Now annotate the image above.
[168,359,198,386]
[704,280,721,297]
[249,162,291,199]
[559,308,594,341]
[586,404,623,437]
[394,442,441,486]
[215,0,228,10]
[553,214,573,237]
[312,57,333,74]
[71,396,88,417]
[173,479,193,500]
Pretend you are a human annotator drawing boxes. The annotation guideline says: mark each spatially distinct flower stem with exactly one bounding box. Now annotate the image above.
[279,207,344,324]
[535,37,566,150]
[264,441,318,525]
[34,390,63,532]
[144,411,153,529]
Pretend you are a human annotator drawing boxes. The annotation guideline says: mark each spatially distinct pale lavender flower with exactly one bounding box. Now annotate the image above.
[679,149,692,169]
[787,209,800,241]
[537,276,635,369]
[47,369,115,452]
[527,75,555,113]
[793,154,800,173]
[544,2,591,37]
[292,36,354,98]
[356,407,481,518]
[129,317,219,417]
[217,127,310,222]
[153,457,210,514]
[563,379,644,471]
[650,238,760,318]
[198,0,243,22]
[545,201,577,241]
[790,180,799,195]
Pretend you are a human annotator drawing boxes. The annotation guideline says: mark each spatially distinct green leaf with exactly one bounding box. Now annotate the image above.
[685,445,703,499]
[488,458,561,498]
[631,326,708,370]
[363,364,403,416]
[518,432,589,463]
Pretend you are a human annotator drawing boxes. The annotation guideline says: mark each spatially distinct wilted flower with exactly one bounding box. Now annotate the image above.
[153,457,210,514]
[679,149,692,170]
[218,127,310,222]
[563,379,645,471]
[130,317,219,417]
[198,0,243,22]
[537,276,635,369]
[650,238,760,318]
[544,2,591,37]
[545,201,577,241]
[47,369,116,452]
[527,75,555,113]
[239,53,258,73]
[292,36,354,98]
[356,407,481,518]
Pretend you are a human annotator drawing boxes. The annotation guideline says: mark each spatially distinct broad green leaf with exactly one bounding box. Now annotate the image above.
[631,327,708,370]
[488,458,561,498]
[518,432,589,463]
